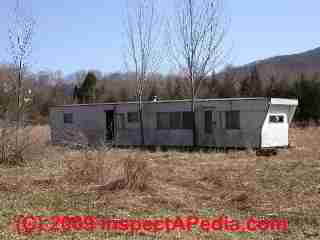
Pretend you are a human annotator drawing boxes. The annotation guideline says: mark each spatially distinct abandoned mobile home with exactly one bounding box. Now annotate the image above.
[50,97,298,149]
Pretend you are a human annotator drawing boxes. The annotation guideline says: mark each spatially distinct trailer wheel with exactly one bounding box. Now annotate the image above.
[256,149,278,157]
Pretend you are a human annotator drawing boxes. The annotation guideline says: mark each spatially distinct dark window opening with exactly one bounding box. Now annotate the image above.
[127,112,139,123]
[205,111,213,134]
[170,112,182,129]
[182,112,194,130]
[63,113,73,124]
[157,112,170,129]
[269,115,285,123]
[157,112,193,130]
[226,111,240,130]
[105,110,115,141]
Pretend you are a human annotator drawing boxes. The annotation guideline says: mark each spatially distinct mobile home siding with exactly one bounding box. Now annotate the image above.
[50,98,297,148]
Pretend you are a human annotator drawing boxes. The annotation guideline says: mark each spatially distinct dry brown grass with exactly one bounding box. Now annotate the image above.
[0,126,319,239]
[123,153,152,191]
[0,125,50,165]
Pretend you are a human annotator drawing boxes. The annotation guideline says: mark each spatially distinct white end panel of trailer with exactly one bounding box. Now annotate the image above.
[261,99,298,148]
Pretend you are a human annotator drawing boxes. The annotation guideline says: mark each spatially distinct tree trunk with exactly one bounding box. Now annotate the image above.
[16,61,22,149]
[191,85,197,147]
[139,96,145,146]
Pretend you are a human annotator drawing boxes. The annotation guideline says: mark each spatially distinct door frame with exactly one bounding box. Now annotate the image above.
[200,106,217,146]
[105,110,115,142]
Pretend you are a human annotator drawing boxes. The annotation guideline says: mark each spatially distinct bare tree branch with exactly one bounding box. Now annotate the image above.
[124,0,162,145]
[168,0,227,146]
[3,0,36,164]
[8,0,36,125]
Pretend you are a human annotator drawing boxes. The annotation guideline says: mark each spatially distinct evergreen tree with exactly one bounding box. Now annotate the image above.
[78,72,97,103]
[290,73,320,121]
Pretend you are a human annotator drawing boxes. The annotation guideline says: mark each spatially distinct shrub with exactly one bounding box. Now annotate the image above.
[123,154,152,191]
[65,149,105,185]
[0,125,49,166]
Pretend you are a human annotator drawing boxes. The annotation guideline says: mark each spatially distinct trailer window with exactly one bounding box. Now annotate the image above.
[157,112,170,129]
[128,112,139,123]
[269,115,285,123]
[63,113,73,124]
[170,112,182,129]
[157,112,193,130]
[182,112,193,130]
[226,111,240,129]
[205,111,213,134]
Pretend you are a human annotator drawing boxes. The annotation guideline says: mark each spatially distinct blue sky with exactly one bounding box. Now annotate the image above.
[0,0,319,76]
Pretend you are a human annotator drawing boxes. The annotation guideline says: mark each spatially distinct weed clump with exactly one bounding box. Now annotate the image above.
[123,154,152,192]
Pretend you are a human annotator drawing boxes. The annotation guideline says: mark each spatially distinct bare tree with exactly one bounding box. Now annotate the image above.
[168,0,227,146]
[124,0,162,146]
[0,0,36,164]
[8,0,35,122]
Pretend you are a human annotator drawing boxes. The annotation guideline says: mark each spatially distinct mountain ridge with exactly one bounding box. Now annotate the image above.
[230,46,320,83]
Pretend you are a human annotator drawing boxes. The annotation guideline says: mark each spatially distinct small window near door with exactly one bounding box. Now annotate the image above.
[63,113,73,124]
[205,111,213,134]
[127,112,139,123]
[269,115,285,123]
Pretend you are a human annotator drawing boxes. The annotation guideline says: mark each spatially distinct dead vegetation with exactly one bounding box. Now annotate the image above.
[89,153,152,194]
[0,125,49,166]
[0,126,319,239]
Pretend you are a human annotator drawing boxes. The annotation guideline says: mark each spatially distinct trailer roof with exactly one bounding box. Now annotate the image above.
[270,98,298,106]
[52,97,298,109]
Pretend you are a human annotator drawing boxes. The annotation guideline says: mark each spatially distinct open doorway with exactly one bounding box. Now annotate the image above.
[105,110,115,142]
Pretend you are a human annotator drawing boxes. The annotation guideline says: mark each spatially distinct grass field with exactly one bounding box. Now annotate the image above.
[0,126,319,239]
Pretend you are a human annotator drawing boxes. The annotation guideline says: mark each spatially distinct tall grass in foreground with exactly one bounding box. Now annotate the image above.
[64,148,152,193]
[0,125,50,166]
[0,126,319,239]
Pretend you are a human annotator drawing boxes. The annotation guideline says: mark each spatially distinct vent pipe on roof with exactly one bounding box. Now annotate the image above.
[152,96,158,102]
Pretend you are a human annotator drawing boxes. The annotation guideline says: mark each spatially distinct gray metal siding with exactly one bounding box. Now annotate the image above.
[50,99,269,148]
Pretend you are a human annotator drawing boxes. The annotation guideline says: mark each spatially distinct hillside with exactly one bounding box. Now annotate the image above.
[230,47,320,83]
